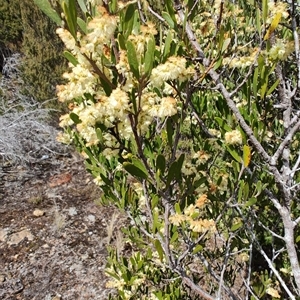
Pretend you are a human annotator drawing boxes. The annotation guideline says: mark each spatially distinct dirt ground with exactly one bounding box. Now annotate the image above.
[0,152,122,300]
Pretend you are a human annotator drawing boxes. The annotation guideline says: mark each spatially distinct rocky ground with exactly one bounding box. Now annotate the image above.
[0,153,123,300]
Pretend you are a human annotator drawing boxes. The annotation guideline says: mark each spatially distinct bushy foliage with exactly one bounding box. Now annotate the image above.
[39,0,300,299]
[0,0,66,102]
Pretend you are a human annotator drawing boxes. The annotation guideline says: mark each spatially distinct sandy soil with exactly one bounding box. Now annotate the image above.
[0,153,121,300]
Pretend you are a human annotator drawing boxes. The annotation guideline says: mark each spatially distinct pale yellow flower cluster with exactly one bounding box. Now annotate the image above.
[57,64,97,102]
[150,56,194,87]
[267,39,294,61]
[56,131,73,144]
[223,48,259,69]
[56,28,77,52]
[224,130,243,145]
[56,4,195,159]
[193,150,210,164]
[115,50,134,92]
[169,195,215,234]
[266,1,289,24]
[132,181,147,208]
[148,96,178,118]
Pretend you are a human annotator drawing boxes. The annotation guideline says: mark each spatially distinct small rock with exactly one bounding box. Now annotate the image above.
[52,296,61,300]
[7,228,34,245]
[87,214,95,223]
[68,207,77,216]
[0,228,9,242]
[0,274,5,282]
[33,209,45,217]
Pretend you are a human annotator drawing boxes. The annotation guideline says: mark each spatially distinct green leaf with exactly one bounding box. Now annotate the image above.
[63,50,78,66]
[262,0,268,24]
[166,161,178,186]
[99,76,112,96]
[231,221,243,231]
[174,203,181,214]
[126,40,140,79]
[162,11,175,29]
[156,154,166,175]
[176,154,185,178]
[62,0,77,39]
[118,33,126,50]
[166,118,173,147]
[192,244,203,254]
[245,197,257,207]
[266,79,279,96]
[144,38,155,76]
[123,3,135,38]
[76,0,87,13]
[77,17,87,33]
[33,0,62,25]
[253,67,258,101]
[154,239,164,262]
[69,112,81,124]
[226,145,241,163]
[123,162,148,180]
[163,31,173,62]
[95,127,103,144]
[170,231,178,243]
[296,235,300,243]
[132,157,148,176]
[221,38,231,54]
[215,117,232,132]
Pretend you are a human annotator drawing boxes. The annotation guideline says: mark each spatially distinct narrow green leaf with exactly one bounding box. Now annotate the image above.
[244,197,257,207]
[262,0,268,24]
[100,173,111,186]
[226,145,241,163]
[215,117,232,131]
[192,244,203,254]
[266,79,279,96]
[170,231,178,243]
[162,11,175,28]
[132,157,148,176]
[123,4,135,38]
[253,67,258,101]
[63,50,78,66]
[99,76,112,96]
[175,153,185,180]
[174,203,181,214]
[156,154,166,174]
[62,0,77,38]
[123,162,148,180]
[95,127,103,144]
[77,17,87,33]
[154,239,164,262]
[126,40,140,79]
[166,161,178,186]
[33,0,62,25]
[144,38,155,76]
[76,0,87,13]
[231,222,243,231]
[69,112,81,124]
[166,118,173,148]
[163,31,173,62]
[221,38,231,54]
[118,33,126,50]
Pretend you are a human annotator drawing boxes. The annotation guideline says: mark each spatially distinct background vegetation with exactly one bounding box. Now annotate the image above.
[0,0,66,102]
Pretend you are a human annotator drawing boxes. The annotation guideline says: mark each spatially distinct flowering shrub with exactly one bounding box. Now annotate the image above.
[36,0,300,298]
